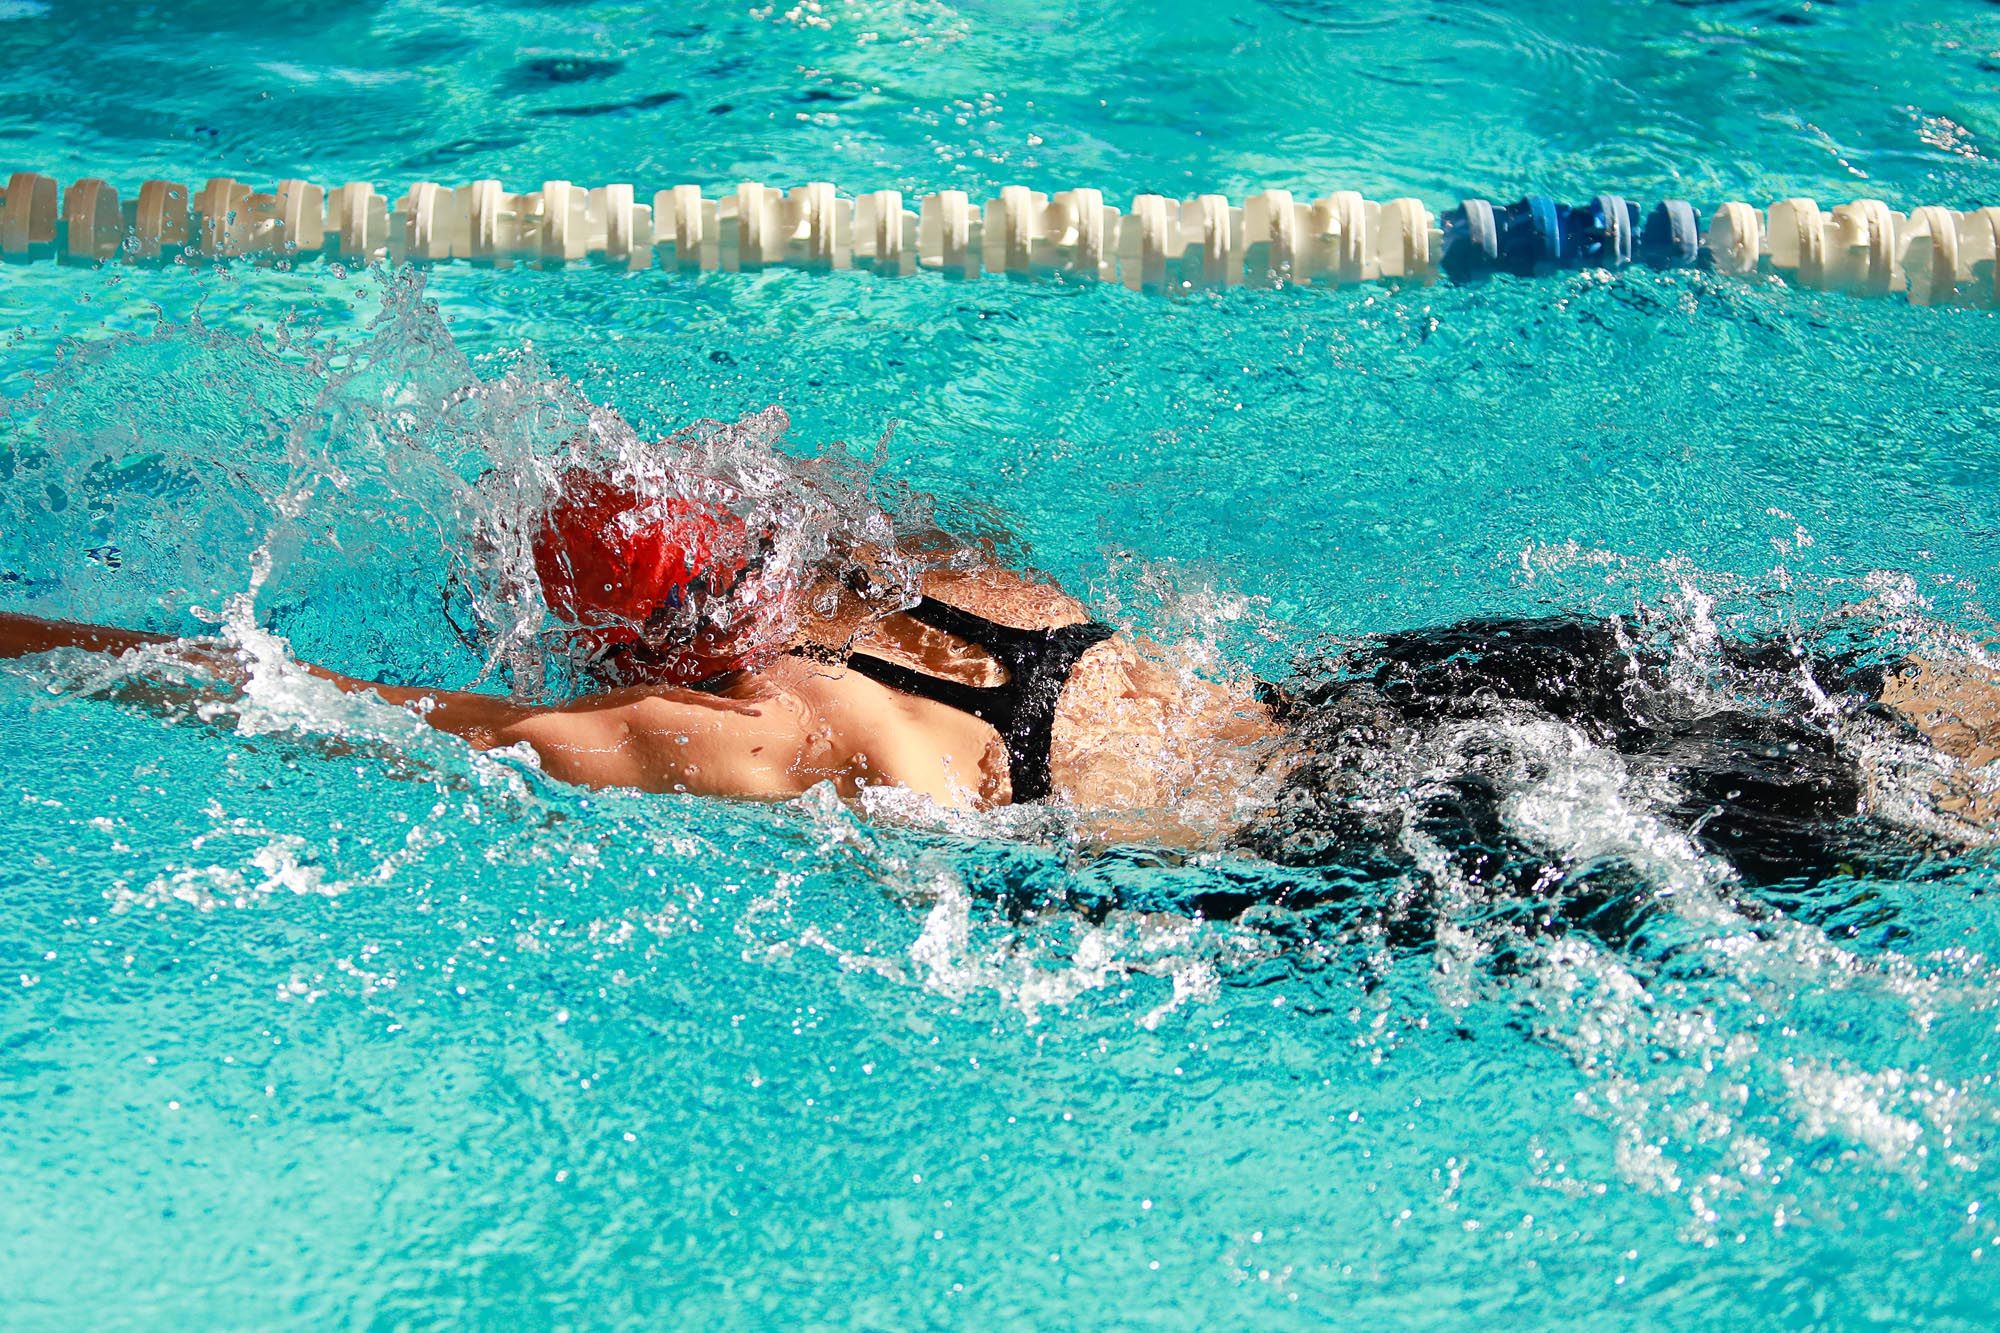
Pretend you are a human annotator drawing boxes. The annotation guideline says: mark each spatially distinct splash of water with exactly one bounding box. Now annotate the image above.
[0,268,975,703]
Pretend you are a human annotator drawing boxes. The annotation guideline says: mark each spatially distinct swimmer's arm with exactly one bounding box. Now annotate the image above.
[319,673,821,801]
[0,610,172,659]
[308,677,814,799]
[0,611,793,794]
[0,610,535,743]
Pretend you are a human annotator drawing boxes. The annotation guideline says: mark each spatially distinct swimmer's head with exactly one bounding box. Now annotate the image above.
[532,468,790,684]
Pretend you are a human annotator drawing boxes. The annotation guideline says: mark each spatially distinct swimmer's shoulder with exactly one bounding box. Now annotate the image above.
[919,563,1092,629]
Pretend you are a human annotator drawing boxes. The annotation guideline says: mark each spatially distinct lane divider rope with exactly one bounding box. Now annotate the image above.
[2,171,1995,304]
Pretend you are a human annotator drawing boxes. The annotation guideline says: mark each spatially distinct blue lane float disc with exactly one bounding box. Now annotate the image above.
[1494,196,1567,274]
[1593,194,1634,267]
[1441,197,1500,280]
[1641,199,1701,268]
[1526,195,1564,267]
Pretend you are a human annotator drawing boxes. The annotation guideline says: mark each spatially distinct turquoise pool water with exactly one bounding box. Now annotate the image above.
[6,1,2000,1325]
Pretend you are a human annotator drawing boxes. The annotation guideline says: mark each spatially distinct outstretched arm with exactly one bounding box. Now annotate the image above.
[0,611,171,660]
[0,609,531,748]
[0,609,814,798]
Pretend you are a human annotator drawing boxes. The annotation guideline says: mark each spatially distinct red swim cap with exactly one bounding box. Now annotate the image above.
[532,469,757,665]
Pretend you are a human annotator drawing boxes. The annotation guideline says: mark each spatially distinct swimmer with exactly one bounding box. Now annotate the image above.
[3,453,1999,902]
[0,463,1281,835]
